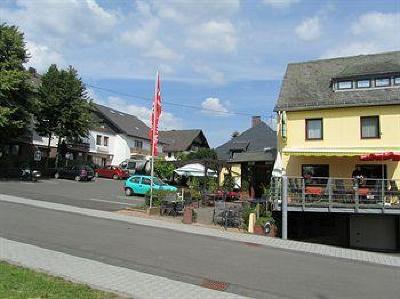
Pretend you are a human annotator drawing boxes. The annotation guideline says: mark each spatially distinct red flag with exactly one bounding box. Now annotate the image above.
[150,71,162,156]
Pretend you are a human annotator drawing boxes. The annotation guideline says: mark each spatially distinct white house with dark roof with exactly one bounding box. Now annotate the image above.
[92,104,164,165]
[159,129,209,161]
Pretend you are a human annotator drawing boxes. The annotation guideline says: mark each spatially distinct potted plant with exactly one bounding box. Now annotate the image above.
[253,212,276,236]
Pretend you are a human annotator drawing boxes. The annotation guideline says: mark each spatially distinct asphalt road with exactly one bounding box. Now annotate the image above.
[0,177,144,211]
[0,201,399,299]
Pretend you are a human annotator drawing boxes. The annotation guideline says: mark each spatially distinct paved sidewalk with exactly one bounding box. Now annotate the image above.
[0,237,249,299]
[1,193,400,268]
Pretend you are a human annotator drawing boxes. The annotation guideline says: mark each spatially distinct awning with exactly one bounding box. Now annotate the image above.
[283,147,400,157]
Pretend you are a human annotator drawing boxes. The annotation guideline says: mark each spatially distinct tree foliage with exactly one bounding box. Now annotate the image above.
[153,159,175,179]
[35,64,93,143]
[0,23,33,141]
[177,148,218,161]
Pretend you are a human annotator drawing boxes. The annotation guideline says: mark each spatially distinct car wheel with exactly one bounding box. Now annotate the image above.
[54,172,60,179]
[125,187,133,196]
[75,176,81,182]
[113,174,119,180]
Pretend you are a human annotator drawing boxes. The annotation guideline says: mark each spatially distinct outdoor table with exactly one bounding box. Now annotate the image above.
[358,187,370,197]
[305,186,323,195]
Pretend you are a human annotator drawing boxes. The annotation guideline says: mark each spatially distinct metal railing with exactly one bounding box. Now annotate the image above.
[271,176,400,211]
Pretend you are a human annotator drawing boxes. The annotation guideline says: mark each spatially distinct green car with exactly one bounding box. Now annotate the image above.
[124,175,177,196]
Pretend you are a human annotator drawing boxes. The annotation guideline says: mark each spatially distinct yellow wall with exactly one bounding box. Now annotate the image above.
[278,105,400,179]
[219,164,241,186]
[282,105,400,150]
[283,155,400,179]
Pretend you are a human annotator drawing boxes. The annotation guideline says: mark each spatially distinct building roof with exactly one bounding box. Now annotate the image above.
[159,129,209,152]
[94,103,151,140]
[275,51,400,112]
[215,122,277,162]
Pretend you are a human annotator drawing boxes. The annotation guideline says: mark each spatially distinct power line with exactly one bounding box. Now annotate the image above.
[86,84,276,119]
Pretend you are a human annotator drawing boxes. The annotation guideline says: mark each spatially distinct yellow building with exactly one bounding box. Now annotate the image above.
[273,52,400,252]
[275,51,400,181]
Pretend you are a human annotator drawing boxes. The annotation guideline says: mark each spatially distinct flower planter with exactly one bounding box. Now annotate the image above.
[253,225,265,235]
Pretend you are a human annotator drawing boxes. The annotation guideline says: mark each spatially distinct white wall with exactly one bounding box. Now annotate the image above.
[88,130,115,155]
[32,131,59,147]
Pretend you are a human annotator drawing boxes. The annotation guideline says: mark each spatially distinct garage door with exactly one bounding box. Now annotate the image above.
[350,215,397,251]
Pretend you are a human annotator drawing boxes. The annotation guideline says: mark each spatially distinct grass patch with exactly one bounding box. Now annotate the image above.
[0,261,122,299]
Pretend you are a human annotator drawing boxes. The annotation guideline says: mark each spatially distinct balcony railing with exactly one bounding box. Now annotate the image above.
[271,176,400,213]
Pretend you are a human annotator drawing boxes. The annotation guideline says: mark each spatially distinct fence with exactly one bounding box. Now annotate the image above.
[271,176,400,212]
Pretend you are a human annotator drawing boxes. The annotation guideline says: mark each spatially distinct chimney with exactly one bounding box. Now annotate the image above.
[252,116,261,127]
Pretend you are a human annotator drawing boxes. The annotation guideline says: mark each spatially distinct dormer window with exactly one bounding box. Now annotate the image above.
[356,79,370,89]
[375,78,390,87]
[337,81,352,90]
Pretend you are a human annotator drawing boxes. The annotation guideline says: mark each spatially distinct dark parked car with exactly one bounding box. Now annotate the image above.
[54,165,95,181]
[96,165,129,180]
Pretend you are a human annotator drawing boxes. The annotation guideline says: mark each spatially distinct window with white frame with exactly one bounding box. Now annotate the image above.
[103,136,109,147]
[356,80,370,88]
[134,140,143,149]
[375,78,390,87]
[96,135,102,145]
[394,77,400,85]
[337,81,353,90]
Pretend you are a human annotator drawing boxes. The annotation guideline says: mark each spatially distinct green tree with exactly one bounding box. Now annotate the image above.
[178,148,218,161]
[0,23,33,142]
[35,64,93,166]
[153,159,175,179]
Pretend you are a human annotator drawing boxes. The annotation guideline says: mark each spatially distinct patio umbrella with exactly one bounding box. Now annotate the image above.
[174,163,217,177]
[359,152,400,179]
[272,152,283,177]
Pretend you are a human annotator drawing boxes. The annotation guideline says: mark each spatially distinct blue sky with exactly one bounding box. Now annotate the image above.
[1,0,399,146]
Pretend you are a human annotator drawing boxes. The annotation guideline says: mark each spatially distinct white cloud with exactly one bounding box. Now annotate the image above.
[323,42,380,58]
[295,16,321,41]
[1,0,118,46]
[151,0,240,24]
[185,20,237,52]
[322,12,400,58]
[94,95,183,130]
[351,12,399,36]
[263,0,300,9]
[201,97,229,117]
[25,40,65,72]
[193,64,225,85]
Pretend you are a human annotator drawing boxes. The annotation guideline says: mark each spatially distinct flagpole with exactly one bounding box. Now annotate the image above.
[150,71,159,209]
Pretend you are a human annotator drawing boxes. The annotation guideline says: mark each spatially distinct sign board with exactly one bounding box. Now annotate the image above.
[34,150,42,161]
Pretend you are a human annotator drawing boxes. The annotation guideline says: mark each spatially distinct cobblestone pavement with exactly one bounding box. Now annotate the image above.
[0,237,249,299]
[1,193,400,268]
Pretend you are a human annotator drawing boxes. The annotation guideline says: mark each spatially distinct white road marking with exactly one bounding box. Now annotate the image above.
[87,198,141,206]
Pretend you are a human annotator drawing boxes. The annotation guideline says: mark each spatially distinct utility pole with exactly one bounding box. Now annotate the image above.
[282,176,288,240]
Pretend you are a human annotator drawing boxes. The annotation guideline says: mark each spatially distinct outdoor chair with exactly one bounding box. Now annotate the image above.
[388,180,400,205]
[174,201,184,217]
[333,179,349,204]
[160,201,175,216]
